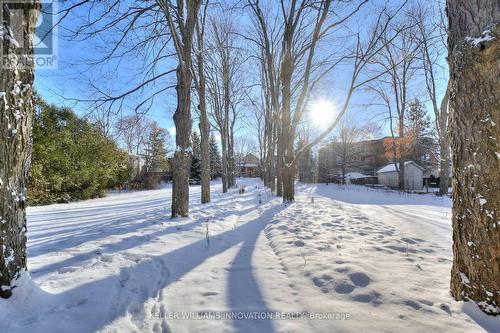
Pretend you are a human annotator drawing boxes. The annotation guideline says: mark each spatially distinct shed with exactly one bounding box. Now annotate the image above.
[377,161,425,190]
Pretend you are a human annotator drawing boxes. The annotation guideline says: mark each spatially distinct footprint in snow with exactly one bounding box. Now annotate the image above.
[294,240,305,247]
[348,272,370,287]
[201,291,219,297]
[334,281,355,294]
[402,299,422,310]
[351,291,382,305]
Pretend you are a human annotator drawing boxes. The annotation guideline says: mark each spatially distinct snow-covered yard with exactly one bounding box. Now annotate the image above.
[1,178,498,332]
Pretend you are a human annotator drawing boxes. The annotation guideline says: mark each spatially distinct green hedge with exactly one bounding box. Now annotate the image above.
[28,97,132,205]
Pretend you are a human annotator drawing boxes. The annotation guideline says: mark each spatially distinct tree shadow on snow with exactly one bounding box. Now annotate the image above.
[27,188,257,258]
[21,191,284,333]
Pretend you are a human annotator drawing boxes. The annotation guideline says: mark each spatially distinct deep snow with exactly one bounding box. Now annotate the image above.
[1,178,499,332]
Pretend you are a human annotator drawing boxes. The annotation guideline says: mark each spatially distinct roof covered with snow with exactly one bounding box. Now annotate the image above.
[377,161,425,174]
[345,172,371,179]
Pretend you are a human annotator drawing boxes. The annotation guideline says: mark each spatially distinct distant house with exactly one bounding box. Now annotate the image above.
[344,172,378,185]
[238,154,261,178]
[377,161,425,190]
[317,137,392,182]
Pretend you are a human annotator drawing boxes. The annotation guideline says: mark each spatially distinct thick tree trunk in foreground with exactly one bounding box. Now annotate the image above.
[0,2,39,298]
[447,0,500,315]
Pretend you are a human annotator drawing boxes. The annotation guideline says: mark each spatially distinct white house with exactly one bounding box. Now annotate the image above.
[377,161,425,190]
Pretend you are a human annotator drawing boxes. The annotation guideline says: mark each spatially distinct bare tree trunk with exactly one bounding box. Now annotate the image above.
[282,164,296,202]
[447,0,500,315]
[165,0,202,218]
[171,64,193,217]
[279,18,294,202]
[275,120,283,196]
[398,119,405,190]
[0,1,39,298]
[220,131,228,193]
[265,130,275,191]
[194,7,210,204]
[199,106,210,203]
[398,160,405,190]
[271,111,280,193]
[228,128,236,188]
[276,145,283,196]
[439,85,450,196]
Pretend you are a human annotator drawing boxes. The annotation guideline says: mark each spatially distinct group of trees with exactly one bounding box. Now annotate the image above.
[29,97,132,205]
[246,0,436,201]
[369,2,450,194]
[115,115,172,189]
[190,132,223,184]
[0,0,498,316]
[383,99,435,171]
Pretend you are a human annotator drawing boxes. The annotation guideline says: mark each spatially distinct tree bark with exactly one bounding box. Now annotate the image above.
[220,130,228,193]
[279,17,295,202]
[438,84,450,196]
[447,0,500,315]
[228,124,236,188]
[199,107,210,203]
[169,0,201,218]
[398,159,405,190]
[276,139,283,197]
[398,118,405,191]
[265,128,275,191]
[0,1,39,298]
[282,164,296,202]
[171,64,193,218]
[195,13,210,204]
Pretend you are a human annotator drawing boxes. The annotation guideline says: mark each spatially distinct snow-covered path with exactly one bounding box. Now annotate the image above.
[1,179,498,332]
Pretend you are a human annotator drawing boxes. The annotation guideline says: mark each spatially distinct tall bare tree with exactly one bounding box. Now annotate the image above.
[410,3,450,195]
[54,0,200,216]
[334,119,369,184]
[0,1,40,298]
[277,0,362,201]
[271,0,402,201]
[447,0,500,315]
[247,0,282,193]
[158,0,202,217]
[370,18,419,191]
[192,1,211,203]
[247,94,266,178]
[205,13,246,192]
[115,115,149,155]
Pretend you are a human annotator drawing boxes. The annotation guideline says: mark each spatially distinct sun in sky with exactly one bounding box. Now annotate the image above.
[308,99,336,128]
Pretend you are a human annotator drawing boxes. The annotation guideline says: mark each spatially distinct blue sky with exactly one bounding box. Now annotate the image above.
[34,0,449,144]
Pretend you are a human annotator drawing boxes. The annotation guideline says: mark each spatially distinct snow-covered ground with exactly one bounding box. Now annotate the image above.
[1,178,499,332]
